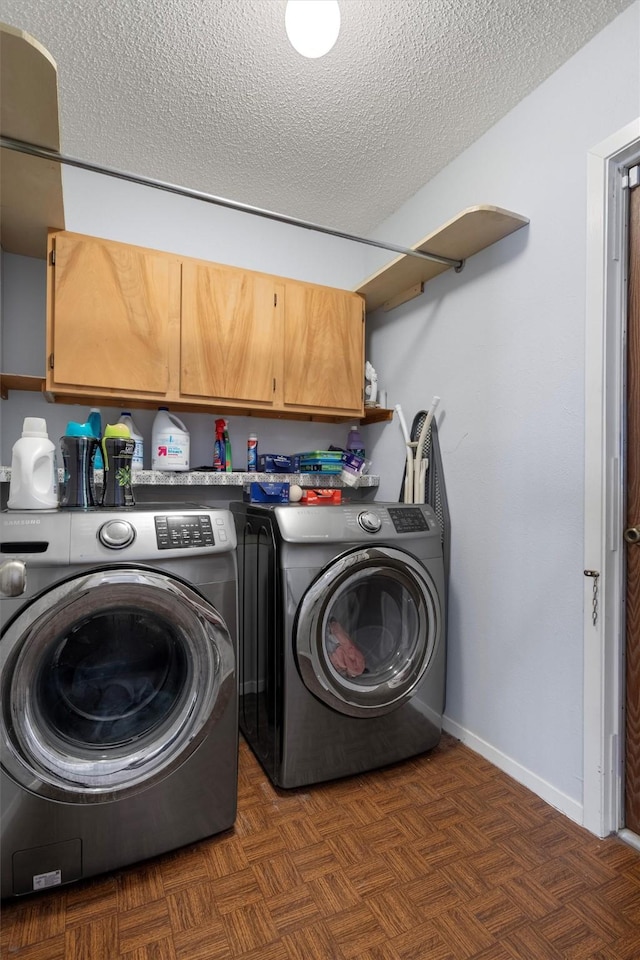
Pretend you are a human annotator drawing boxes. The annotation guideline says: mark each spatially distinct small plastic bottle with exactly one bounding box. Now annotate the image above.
[346,425,365,459]
[247,434,258,471]
[7,417,58,510]
[118,411,144,471]
[88,408,103,470]
[213,419,225,471]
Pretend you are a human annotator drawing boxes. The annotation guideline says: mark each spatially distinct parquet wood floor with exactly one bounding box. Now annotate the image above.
[2,733,640,959]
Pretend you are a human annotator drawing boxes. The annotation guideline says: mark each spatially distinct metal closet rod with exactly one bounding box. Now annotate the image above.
[1,135,464,271]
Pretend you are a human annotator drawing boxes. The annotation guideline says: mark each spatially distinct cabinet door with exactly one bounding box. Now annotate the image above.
[49,233,178,394]
[181,261,279,405]
[283,282,364,414]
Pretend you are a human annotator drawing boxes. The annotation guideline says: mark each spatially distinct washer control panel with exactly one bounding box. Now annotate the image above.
[154,514,216,550]
[63,506,237,561]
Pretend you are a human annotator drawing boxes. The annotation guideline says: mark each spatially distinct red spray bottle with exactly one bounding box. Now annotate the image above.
[213,418,225,471]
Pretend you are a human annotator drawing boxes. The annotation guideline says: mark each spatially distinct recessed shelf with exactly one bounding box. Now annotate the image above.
[355,205,529,312]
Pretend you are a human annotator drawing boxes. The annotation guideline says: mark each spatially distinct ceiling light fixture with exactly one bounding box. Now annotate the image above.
[285,0,340,59]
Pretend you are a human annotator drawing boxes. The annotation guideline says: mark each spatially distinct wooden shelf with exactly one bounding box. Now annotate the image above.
[355,205,529,312]
[0,22,65,259]
[0,374,46,399]
[361,406,393,424]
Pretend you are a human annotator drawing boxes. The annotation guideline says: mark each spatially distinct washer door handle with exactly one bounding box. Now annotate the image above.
[0,558,26,596]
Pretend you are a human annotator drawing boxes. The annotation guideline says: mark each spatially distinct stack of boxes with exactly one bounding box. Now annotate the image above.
[244,449,345,503]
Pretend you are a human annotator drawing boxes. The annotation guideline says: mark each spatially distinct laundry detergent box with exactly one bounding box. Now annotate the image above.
[244,481,290,503]
[257,454,294,473]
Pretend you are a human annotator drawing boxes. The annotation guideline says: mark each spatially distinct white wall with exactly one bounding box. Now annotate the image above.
[366,2,640,821]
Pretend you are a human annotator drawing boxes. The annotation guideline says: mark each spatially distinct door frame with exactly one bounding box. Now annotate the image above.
[584,117,640,838]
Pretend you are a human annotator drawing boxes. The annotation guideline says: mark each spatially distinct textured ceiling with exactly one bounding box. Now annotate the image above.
[2,0,635,234]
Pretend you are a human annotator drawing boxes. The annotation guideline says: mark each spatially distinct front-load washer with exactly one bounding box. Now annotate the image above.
[0,504,237,898]
[231,501,446,788]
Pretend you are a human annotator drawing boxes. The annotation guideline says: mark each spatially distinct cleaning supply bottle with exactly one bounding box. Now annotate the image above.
[59,421,98,508]
[213,418,225,471]
[247,434,258,471]
[151,407,190,471]
[7,417,58,510]
[223,421,233,472]
[346,425,365,459]
[118,411,144,471]
[88,408,103,470]
[101,423,135,507]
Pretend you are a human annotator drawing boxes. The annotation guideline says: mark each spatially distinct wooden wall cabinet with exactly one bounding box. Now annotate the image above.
[46,233,180,400]
[282,280,364,414]
[45,231,366,421]
[180,259,282,411]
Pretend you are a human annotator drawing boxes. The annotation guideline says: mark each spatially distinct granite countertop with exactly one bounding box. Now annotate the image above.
[0,467,379,488]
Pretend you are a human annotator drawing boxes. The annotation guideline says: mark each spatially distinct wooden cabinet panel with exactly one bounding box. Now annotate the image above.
[283,282,364,414]
[181,261,279,405]
[49,233,178,395]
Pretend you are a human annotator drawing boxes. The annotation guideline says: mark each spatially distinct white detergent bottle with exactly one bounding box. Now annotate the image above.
[151,407,190,471]
[118,411,144,471]
[8,417,59,510]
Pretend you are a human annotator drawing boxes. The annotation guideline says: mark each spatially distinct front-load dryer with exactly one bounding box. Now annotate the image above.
[0,504,237,898]
[231,501,446,788]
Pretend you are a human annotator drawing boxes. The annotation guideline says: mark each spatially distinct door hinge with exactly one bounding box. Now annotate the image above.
[622,164,640,190]
[48,353,54,370]
[49,249,55,265]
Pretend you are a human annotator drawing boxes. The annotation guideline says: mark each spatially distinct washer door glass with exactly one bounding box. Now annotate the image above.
[1,567,234,802]
[295,546,441,717]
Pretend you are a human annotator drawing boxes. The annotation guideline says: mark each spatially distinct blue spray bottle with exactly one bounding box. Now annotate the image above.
[88,408,103,469]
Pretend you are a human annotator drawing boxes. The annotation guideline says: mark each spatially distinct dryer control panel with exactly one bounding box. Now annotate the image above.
[387,507,429,533]
[262,502,440,544]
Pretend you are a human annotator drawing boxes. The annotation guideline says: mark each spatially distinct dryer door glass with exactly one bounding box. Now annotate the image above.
[0,568,234,802]
[295,546,441,717]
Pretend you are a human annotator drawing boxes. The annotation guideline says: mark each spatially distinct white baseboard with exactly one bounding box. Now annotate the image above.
[442,715,584,827]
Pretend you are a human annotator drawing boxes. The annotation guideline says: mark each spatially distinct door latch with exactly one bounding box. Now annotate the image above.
[584,569,600,626]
